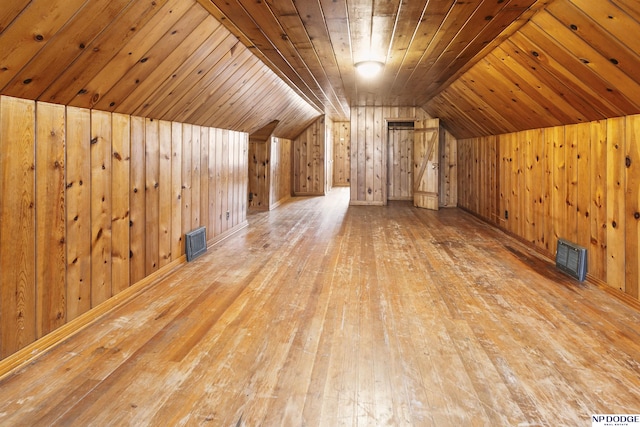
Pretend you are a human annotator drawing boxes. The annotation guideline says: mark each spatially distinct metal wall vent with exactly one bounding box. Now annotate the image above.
[185,226,207,262]
[556,238,587,281]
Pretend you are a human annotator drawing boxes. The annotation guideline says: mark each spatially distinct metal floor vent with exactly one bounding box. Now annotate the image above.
[556,238,587,281]
[185,226,207,262]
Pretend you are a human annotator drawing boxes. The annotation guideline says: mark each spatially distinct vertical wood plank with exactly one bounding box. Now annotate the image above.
[542,128,554,254]
[532,130,545,248]
[523,130,535,243]
[145,118,159,275]
[208,128,216,237]
[181,124,192,237]
[588,120,607,280]
[191,125,201,229]
[232,130,239,227]
[357,108,366,201]
[65,106,92,320]
[606,117,625,290]
[350,109,359,202]
[373,107,383,202]
[448,132,457,207]
[333,121,350,187]
[231,131,238,226]
[214,128,223,237]
[233,130,241,224]
[564,125,579,243]
[480,136,488,218]
[171,122,183,261]
[220,129,229,233]
[490,134,498,223]
[111,113,130,295]
[550,126,566,249]
[0,96,36,357]
[365,107,374,202]
[90,110,112,307]
[129,116,146,285]
[590,120,607,281]
[158,120,172,268]
[575,123,591,252]
[625,114,640,299]
[511,132,522,236]
[499,135,510,229]
[35,101,66,338]
[239,132,247,224]
[200,126,209,233]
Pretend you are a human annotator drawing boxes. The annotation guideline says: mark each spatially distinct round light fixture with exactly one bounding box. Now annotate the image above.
[355,60,384,78]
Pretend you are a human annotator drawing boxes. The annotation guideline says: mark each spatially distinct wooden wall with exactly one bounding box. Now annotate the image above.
[349,106,460,207]
[0,95,248,359]
[457,113,640,300]
[248,137,270,210]
[270,137,291,209]
[293,116,326,196]
[325,117,333,194]
[439,128,458,208]
[248,135,292,211]
[333,122,351,187]
[350,106,430,205]
[387,124,414,201]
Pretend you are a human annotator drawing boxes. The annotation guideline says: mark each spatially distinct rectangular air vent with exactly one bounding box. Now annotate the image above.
[556,238,587,281]
[185,226,207,262]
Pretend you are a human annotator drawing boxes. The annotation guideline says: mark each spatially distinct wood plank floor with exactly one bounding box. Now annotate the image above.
[1,187,640,426]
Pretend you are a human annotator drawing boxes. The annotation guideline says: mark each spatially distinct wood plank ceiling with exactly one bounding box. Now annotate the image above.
[0,0,321,139]
[197,0,640,138]
[2,0,640,139]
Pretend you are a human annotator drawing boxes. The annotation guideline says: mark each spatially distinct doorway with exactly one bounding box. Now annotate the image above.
[387,121,414,201]
[386,118,440,210]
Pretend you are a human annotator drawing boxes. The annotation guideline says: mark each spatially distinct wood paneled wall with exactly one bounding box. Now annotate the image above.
[0,95,248,359]
[324,117,333,194]
[349,106,462,206]
[439,128,458,208]
[270,137,291,209]
[248,136,292,211]
[457,114,640,300]
[248,137,270,210]
[387,124,414,201]
[332,121,350,187]
[293,116,326,196]
[350,107,430,205]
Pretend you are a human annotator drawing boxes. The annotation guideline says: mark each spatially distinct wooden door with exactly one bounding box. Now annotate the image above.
[413,119,440,210]
[387,124,414,201]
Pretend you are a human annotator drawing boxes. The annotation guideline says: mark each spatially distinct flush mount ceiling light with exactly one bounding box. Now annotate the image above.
[355,60,384,78]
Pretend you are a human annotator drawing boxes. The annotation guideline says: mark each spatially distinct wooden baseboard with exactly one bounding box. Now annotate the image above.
[349,200,385,206]
[0,220,249,380]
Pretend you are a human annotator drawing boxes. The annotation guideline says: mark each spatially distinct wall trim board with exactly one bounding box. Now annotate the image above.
[294,192,328,197]
[349,200,385,206]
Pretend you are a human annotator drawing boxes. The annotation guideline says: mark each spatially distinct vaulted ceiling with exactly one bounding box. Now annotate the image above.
[2,0,640,139]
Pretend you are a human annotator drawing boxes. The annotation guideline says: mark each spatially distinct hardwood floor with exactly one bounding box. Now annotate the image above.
[1,187,640,426]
